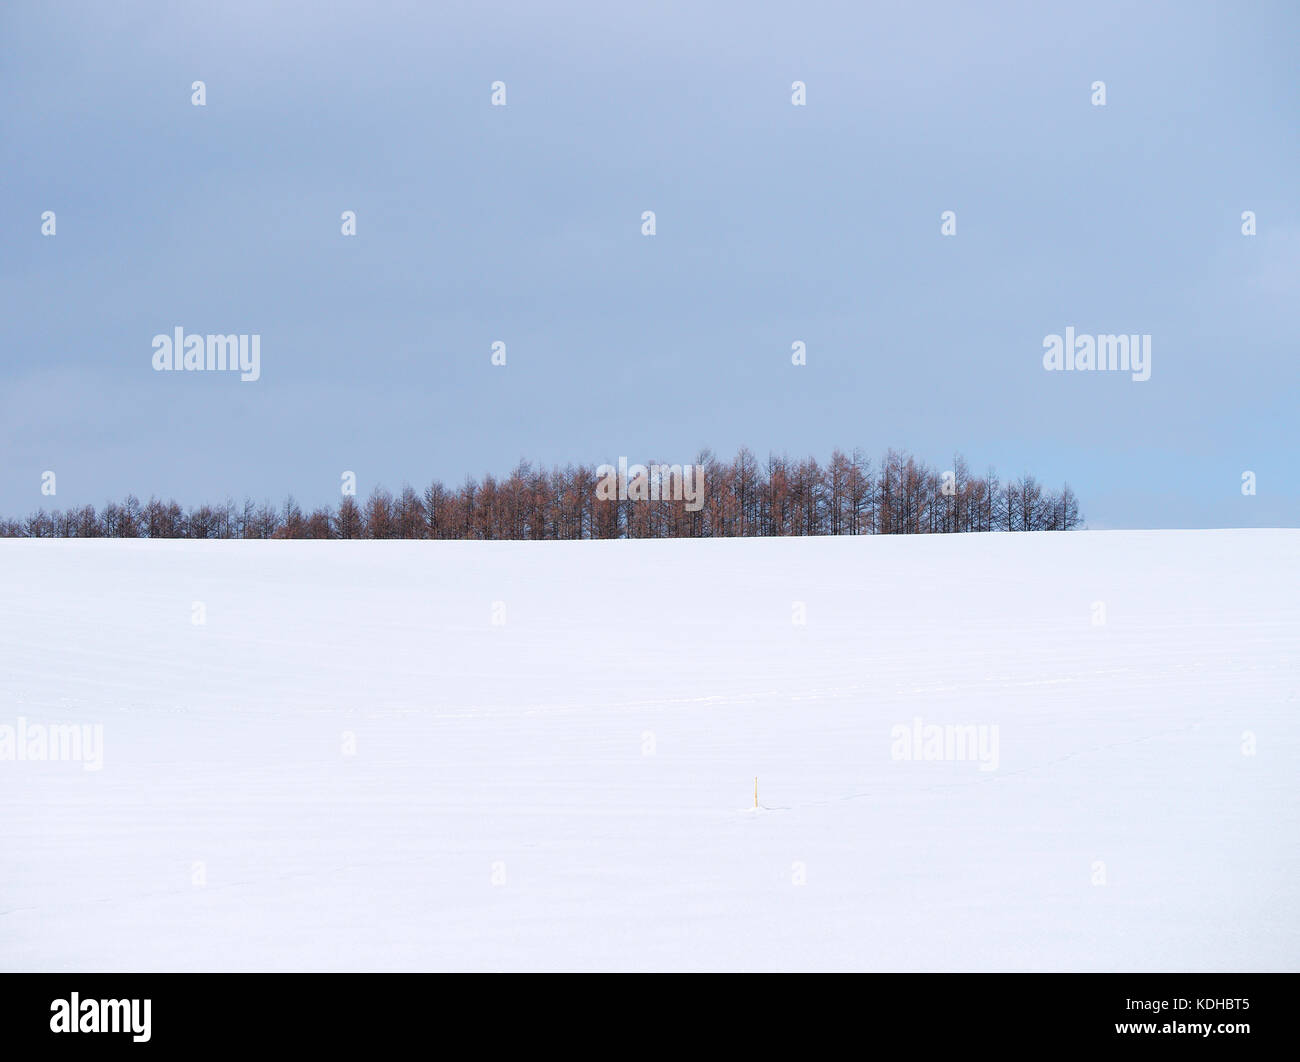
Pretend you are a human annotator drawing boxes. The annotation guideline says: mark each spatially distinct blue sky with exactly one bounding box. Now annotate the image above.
[1,0,1296,528]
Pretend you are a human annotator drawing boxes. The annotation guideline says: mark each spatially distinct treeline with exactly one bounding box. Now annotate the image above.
[1,448,1081,540]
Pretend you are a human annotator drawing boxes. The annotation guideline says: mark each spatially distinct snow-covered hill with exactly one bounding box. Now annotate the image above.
[1,530,1296,970]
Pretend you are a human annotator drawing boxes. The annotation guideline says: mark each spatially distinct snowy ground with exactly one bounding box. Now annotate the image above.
[1,531,1296,971]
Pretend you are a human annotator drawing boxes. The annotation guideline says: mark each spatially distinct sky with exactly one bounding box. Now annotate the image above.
[1,0,1296,528]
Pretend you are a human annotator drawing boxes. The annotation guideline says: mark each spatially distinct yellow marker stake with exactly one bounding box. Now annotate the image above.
[754,777,758,809]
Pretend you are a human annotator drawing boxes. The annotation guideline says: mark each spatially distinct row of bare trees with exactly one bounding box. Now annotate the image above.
[1,448,1081,540]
